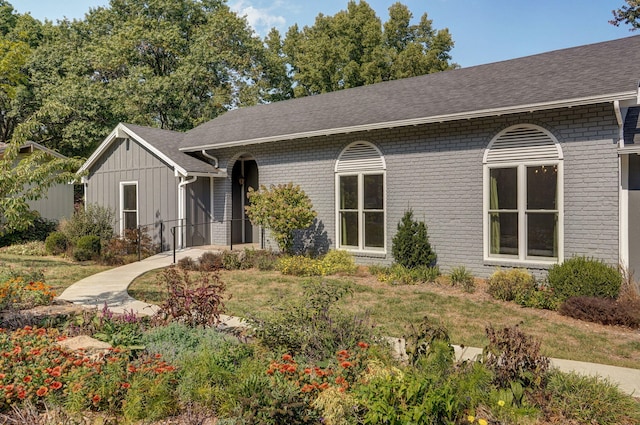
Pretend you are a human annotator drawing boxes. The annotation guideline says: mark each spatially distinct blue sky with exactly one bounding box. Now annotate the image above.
[8,0,634,67]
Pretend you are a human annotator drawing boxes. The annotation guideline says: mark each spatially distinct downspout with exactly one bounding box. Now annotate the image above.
[201,150,219,169]
[178,175,198,249]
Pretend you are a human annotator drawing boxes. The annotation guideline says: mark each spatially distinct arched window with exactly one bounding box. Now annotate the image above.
[483,125,564,263]
[335,141,386,252]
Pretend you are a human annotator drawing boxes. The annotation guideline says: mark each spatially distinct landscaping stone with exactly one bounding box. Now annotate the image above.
[57,335,112,354]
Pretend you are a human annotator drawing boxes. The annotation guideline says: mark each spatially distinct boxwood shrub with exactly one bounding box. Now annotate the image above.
[547,256,622,302]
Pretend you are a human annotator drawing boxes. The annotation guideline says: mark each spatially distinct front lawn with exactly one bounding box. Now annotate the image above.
[0,253,112,295]
[129,267,640,370]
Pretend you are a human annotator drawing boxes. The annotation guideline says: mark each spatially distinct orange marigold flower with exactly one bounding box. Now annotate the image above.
[49,366,61,377]
[319,382,329,390]
[357,341,370,349]
[337,350,349,357]
[300,384,315,393]
[29,349,41,356]
[128,365,137,373]
[23,376,32,383]
[281,354,293,362]
[266,368,274,375]
[17,390,26,399]
[44,378,52,384]
[24,326,32,331]
[73,359,83,367]
[0,373,5,380]
[36,386,48,397]
[121,382,131,389]
[50,381,63,390]
[12,346,21,355]
[92,394,101,404]
[154,353,162,359]
[5,384,14,392]
[340,361,352,368]
[304,368,312,375]
[335,376,345,385]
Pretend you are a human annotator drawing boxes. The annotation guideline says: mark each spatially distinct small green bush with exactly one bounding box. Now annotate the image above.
[277,251,356,277]
[487,268,536,302]
[450,266,475,292]
[391,209,436,269]
[547,256,622,302]
[321,250,356,275]
[61,204,114,244]
[73,235,102,261]
[370,263,440,285]
[222,251,242,270]
[45,231,69,255]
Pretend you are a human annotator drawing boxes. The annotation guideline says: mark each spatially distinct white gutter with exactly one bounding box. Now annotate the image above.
[177,176,198,248]
[180,91,637,152]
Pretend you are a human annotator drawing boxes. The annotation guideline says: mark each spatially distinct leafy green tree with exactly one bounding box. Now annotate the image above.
[0,117,83,235]
[392,209,436,269]
[283,0,455,97]
[611,1,640,30]
[245,183,317,254]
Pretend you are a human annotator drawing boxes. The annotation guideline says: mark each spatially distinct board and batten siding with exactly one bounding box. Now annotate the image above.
[209,103,619,277]
[27,183,74,222]
[85,137,179,250]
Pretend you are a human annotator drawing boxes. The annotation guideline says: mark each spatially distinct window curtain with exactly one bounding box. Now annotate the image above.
[490,173,500,254]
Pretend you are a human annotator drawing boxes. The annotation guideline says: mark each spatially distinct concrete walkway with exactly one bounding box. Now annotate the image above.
[58,248,640,396]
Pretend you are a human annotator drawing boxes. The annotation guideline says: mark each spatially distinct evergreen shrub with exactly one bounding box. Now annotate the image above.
[547,256,622,302]
[44,231,68,255]
[391,209,436,269]
[73,235,102,261]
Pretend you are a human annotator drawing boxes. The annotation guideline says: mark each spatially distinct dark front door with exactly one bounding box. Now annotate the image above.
[231,158,258,244]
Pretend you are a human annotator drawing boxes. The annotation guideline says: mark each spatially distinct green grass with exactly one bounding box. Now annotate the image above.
[129,267,640,369]
[0,253,112,295]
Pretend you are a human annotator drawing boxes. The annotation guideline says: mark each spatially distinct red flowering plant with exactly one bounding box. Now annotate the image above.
[0,277,56,311]
[0,326,178,419]
[266,341,372,401]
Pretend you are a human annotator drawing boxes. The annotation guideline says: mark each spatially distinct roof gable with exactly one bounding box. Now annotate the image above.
[79,123,219,176]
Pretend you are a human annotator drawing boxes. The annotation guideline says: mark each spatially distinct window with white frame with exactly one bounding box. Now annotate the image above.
[120,182,138,233]
[483,125,563,263]
[335,142,386,252]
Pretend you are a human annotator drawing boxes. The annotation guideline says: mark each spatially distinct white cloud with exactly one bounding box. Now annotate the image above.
[230,0,287,36]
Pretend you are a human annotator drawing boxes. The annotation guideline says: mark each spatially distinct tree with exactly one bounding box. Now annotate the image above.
[0,117,83,235]
[282,0,455,97]
[391,209,436,269]
[611,1,640,30]
[245,183,317,254]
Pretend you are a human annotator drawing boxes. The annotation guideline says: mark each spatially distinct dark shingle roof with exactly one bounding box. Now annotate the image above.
[121,123,215,173]
[181,35,640,151]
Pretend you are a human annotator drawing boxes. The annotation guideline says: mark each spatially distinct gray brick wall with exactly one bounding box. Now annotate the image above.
[211,103,620,277]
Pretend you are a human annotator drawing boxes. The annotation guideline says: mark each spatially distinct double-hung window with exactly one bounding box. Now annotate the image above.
[120,181,138,234]
[484,125,563,264]
[336,142,386,252]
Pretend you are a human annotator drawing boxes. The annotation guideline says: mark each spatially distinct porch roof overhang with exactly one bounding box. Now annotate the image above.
[179,91,637,153]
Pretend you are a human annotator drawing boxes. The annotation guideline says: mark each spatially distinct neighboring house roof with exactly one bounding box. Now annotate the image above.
[79,122,221,177]
[0,141,68,159]
[180,35,640,152]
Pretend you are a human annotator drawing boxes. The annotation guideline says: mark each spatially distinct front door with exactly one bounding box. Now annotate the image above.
[231,157,258,244]
[629,154,640,278]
